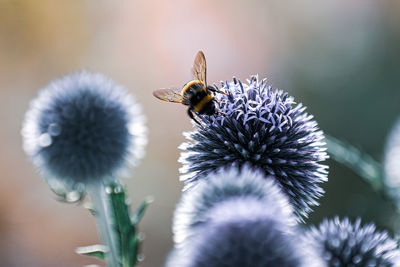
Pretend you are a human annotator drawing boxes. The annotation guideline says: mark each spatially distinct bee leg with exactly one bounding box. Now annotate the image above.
[217,110,227,116]
[207,85,228,95]
[187,109,204,128]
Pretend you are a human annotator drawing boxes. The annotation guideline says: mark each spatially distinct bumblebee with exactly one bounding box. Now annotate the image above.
[153,50,226,126]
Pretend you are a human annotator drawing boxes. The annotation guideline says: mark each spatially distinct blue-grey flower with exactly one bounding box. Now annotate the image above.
[173,165,296,246]
[307,217,400,267]
[22,71,147,197]
[167,197,324,267]
[179,76,328,219]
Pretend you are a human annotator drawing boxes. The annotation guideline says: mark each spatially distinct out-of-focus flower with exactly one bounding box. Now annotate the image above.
[179,76,328,219]
[167,197,324,267]
[22,70,147,199]
[173,165,295,246]
[307,217,400,267]
[384,118,400,204]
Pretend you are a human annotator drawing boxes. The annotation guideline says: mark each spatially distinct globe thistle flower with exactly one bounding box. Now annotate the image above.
[22,71,147,267]
[22,70,147,196]
[306,217,400,267]
[167,197,325,267]
[173,165,296,246]
[179,75,328,219]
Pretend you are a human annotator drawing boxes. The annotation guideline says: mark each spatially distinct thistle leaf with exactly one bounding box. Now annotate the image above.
[75,244,107,261]
[132,196,153,225]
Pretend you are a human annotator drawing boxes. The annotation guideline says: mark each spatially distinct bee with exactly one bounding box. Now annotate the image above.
[153,50,226,126]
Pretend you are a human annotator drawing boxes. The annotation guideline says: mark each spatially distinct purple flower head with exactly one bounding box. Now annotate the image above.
[179,75,328,219]
[173,165,296,246]
[22,71,147,199]
[307,217,400,267]
[167,197,324,267]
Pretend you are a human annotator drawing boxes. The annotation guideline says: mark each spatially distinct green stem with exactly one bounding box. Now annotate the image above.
[325,135,400,237]
[88,183,120,267]
[325,134,384,191]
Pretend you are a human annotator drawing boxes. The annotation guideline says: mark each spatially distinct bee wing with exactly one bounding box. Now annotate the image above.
[153,88,184,103]
[191,50,207,86]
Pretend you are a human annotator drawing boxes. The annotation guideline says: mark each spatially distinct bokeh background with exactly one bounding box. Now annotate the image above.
[0,0,399,266]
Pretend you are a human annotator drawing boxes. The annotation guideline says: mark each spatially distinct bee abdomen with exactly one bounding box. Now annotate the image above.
[194,94,214,113]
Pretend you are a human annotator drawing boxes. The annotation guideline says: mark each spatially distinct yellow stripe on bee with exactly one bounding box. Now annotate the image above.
[194,94,214,112]
[181,80,203,96]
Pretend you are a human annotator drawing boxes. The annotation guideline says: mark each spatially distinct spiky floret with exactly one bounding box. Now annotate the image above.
[179,75,328,219]
[22,70,147,195]
[307,217,400,267]
[173,165,296,246]
[167,198,325,267]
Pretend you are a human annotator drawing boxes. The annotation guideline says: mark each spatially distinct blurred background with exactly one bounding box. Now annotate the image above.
[0,0,399,266]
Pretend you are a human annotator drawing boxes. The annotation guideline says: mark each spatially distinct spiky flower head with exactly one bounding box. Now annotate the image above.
[173,164,296,246]
[167,197,324,267]
[179,75,328,219]
[306,217,400,267]
[22,71,147,199]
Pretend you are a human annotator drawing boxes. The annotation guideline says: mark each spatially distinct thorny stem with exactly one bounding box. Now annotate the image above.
[88,182,120,267]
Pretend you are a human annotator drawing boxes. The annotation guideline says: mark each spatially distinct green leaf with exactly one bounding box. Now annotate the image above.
[75,244,108,260]
[132,196,153,225]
